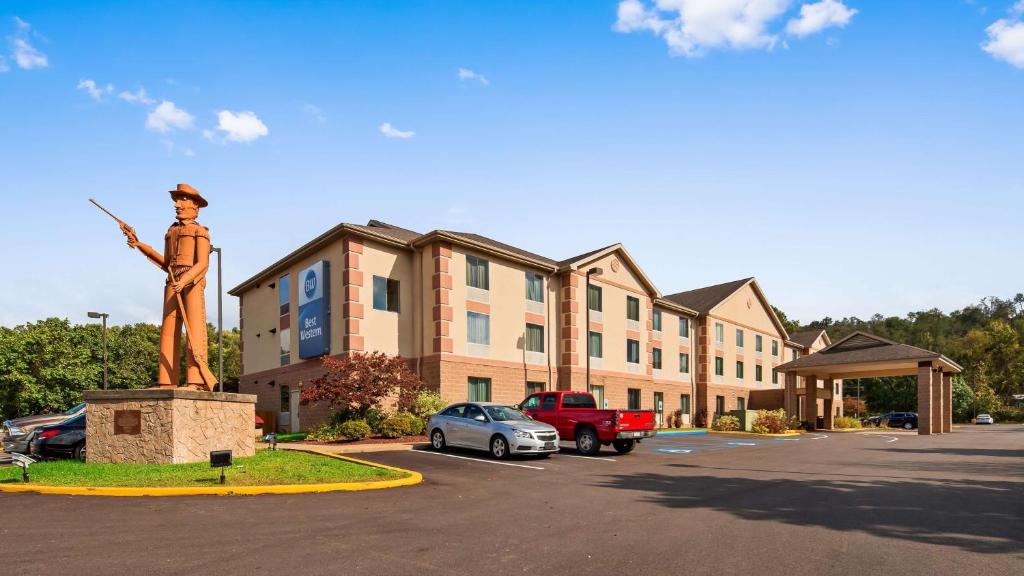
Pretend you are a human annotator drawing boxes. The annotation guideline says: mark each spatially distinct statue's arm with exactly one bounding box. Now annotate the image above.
[120,223,166,269]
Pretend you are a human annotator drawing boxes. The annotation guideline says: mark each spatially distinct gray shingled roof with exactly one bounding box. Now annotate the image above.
[441,231,558,266]
[775,332,962,372]
[557,243,619,267]
[789,329,826,349]
[663,278,753,314]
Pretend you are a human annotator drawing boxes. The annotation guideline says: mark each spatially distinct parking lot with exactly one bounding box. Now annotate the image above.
[2,425,1021,576]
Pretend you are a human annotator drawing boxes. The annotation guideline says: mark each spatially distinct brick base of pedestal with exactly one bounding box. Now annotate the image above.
[82,388,256,464]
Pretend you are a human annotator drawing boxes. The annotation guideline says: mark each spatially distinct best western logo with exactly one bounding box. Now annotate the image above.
[300,315,322,341]
[304,269,317,299]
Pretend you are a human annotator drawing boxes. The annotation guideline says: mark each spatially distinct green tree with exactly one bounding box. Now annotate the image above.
[951,377,973,422]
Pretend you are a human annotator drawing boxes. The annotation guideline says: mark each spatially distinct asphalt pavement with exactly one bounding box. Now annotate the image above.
[1,425,1021,576]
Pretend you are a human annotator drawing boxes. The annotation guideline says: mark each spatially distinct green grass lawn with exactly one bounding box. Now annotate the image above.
[0,450,404,487]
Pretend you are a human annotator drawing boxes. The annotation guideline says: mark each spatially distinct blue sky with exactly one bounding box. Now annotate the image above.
[1,1,1022,329]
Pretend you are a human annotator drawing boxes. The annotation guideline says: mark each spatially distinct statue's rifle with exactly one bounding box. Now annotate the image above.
[89,198,217,388]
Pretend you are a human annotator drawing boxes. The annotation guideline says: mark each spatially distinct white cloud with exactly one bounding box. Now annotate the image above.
[301,102,327,123]
[1014,1,1024,16]
[213,110,269,143]
[379,122,415,139]
[14,16,29,31]
[982,18,1024,68]
[0,56,8,73]
[457,67,489,85]
[11,37,47,69]
[145,100,195,133]
[615,0,857,56]
[184,148,196,157]
[76,79,114,101]
[118,87,155,105]
[786,0,857,37]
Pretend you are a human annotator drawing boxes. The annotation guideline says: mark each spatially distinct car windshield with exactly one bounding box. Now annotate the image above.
[64,402,86,416]
[483,406,532,422]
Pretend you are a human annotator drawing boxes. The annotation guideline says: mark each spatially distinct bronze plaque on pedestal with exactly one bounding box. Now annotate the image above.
[114,410,142,435]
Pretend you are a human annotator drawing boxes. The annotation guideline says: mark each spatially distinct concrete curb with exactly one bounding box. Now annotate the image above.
[656,430,708,437]
[278,442,429,454]
[0,449,422,497]
[707,430,802,438]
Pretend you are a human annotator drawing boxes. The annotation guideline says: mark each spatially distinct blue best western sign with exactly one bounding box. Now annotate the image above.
[298,260,330,359]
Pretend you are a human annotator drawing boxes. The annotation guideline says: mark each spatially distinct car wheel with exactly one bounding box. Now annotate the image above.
[903,422,913,430]
[73,443,86,462]
[613,439,636,454]
[575,429,600,456]
[430,429,446,451]
[490,435,509,460]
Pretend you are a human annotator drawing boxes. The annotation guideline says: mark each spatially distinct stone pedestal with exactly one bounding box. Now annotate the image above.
[82,388,256,464]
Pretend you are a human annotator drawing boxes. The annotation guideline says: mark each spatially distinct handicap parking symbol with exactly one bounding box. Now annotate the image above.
[657,448,693,454]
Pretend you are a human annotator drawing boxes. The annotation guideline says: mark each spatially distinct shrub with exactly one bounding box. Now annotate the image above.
[380,412,425,438]
[412,390,447,421]
[990,406,1024,422]
[751,409,788,434]
[338,419,372,441]
[787,415,803,430]
[711,415,740,431]
[834,416,863,429]
[307,423,343,442]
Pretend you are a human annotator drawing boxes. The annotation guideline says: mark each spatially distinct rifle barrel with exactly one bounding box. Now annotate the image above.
[89,198,126,225]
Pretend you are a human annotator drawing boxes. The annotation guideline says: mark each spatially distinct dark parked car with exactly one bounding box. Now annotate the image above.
[31,414,86,461]
[3,403,86,454]
[863,412,918,430]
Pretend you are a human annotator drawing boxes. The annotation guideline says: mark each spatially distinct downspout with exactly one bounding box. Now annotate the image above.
[416,245,424,377]
[546,271,554,391]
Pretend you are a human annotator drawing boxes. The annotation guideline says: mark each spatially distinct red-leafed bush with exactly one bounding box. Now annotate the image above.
[300,352,423,418]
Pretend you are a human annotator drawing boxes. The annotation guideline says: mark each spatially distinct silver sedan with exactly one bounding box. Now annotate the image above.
[427,402,560,459]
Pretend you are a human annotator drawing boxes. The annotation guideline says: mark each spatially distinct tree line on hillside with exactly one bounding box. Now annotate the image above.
[774,294,1024,420]
[0,318,240,421]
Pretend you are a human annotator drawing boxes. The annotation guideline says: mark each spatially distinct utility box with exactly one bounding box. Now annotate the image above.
[729,410,760,432]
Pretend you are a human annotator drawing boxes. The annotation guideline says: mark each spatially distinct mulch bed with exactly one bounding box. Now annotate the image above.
[295,435,428,446]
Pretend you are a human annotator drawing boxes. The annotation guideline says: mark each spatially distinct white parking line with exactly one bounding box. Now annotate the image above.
[727,442,757,446]
[559,454,618,462]
[810,434,829,440]
[863,433,899,443]
[413,450,545,470]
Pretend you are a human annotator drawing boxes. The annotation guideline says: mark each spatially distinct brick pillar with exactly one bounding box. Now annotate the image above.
[431,242,453,355]
[804,374,817,429]
[342,237,364,352]
[942,372,953,433]
[559,272,580,390]
[695,320,711,423]
[917,361,933,435]
[823,378,835,429]
[645,299,654,376]
[784,371,797,418]
[931,368,944,434]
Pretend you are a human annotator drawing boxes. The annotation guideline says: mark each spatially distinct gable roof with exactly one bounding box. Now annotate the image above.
[789,329,829,349]
[664,277,789,339]
[556,243,662,298]
[442,231,558,267]
[775,331,962,375]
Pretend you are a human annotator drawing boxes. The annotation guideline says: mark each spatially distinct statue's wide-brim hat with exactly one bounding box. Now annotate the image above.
[168,183,208,208]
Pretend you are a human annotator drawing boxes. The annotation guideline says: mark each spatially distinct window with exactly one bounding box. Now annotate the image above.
[589,332,603,358]
[626,296,640,321]
[278,274,290,315]
[468,377,492,402]
[440,404,467,418]
[679,352,690,374]
[521,394,541,409]
[652,310,662,332]
[772,369,778,385]
[589,385,605,409]
[525,272,544,303]
[772,340,779,356]
[466,255,489,290]
[588,285,602,311]
[736,329,744,348]
[279,274,290,366]
[280,385,290,413]
[679,317,689,337]
[465,404,486,421]
[563,393,597,408]
[737,397,746,411]
[835,382,840,396]
[715,322,724,344]
[652,347,662,369]
[526,382,545,396]
[755,335,763,352]
[525,323,544,353]
[626,339,640,364]
[541,394,557,410]
[680,394,691,414]
[755,365,763,382]
[736,361,745,379]
[715,356,724,376]
[467,312,490,345]
[792,349,799,361]
[372,275,400,312]
[628,388,641,410]
[715,395,725,416]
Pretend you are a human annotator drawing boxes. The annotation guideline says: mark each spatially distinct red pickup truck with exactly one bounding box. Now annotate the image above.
[519,391,656,455]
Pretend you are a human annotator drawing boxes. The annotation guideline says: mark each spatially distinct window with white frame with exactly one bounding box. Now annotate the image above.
[525,272,544,303]
[467,312,490,345]
[679,317,689,338]
[626,339,640,364]
[525,323,544,353]
[715,322,724,344]
[466,255,489,290]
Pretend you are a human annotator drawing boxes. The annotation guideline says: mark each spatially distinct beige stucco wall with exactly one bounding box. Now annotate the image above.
[573,252,650,374]
[240,270,281,375]
[360,241,416,357]
[703,284,787,390]
[653,306,695,381]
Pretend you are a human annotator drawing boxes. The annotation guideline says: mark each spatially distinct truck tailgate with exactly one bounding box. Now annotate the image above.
[616,410,655,431]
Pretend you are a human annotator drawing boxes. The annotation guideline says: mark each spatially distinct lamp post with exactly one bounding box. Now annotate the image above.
[87,311,109,390]
[211,246,223,392]
[585,267,603,394]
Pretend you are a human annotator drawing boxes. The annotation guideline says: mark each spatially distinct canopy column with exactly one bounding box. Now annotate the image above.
[931,367,945,434]
[942,372,953,433]
[823,378,835,429]
[804,374,817,430]
[917,361,933,435]
[784,371,798,418]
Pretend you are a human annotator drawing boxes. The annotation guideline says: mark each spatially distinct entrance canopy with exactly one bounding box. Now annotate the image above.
[775,332,962,435]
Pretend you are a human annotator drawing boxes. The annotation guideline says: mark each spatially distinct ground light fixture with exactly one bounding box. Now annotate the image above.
[12,453,35,483]
[87,311,109,390]
[210,450,232,484]
[264,432,278,451]
[585,267,603,392]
